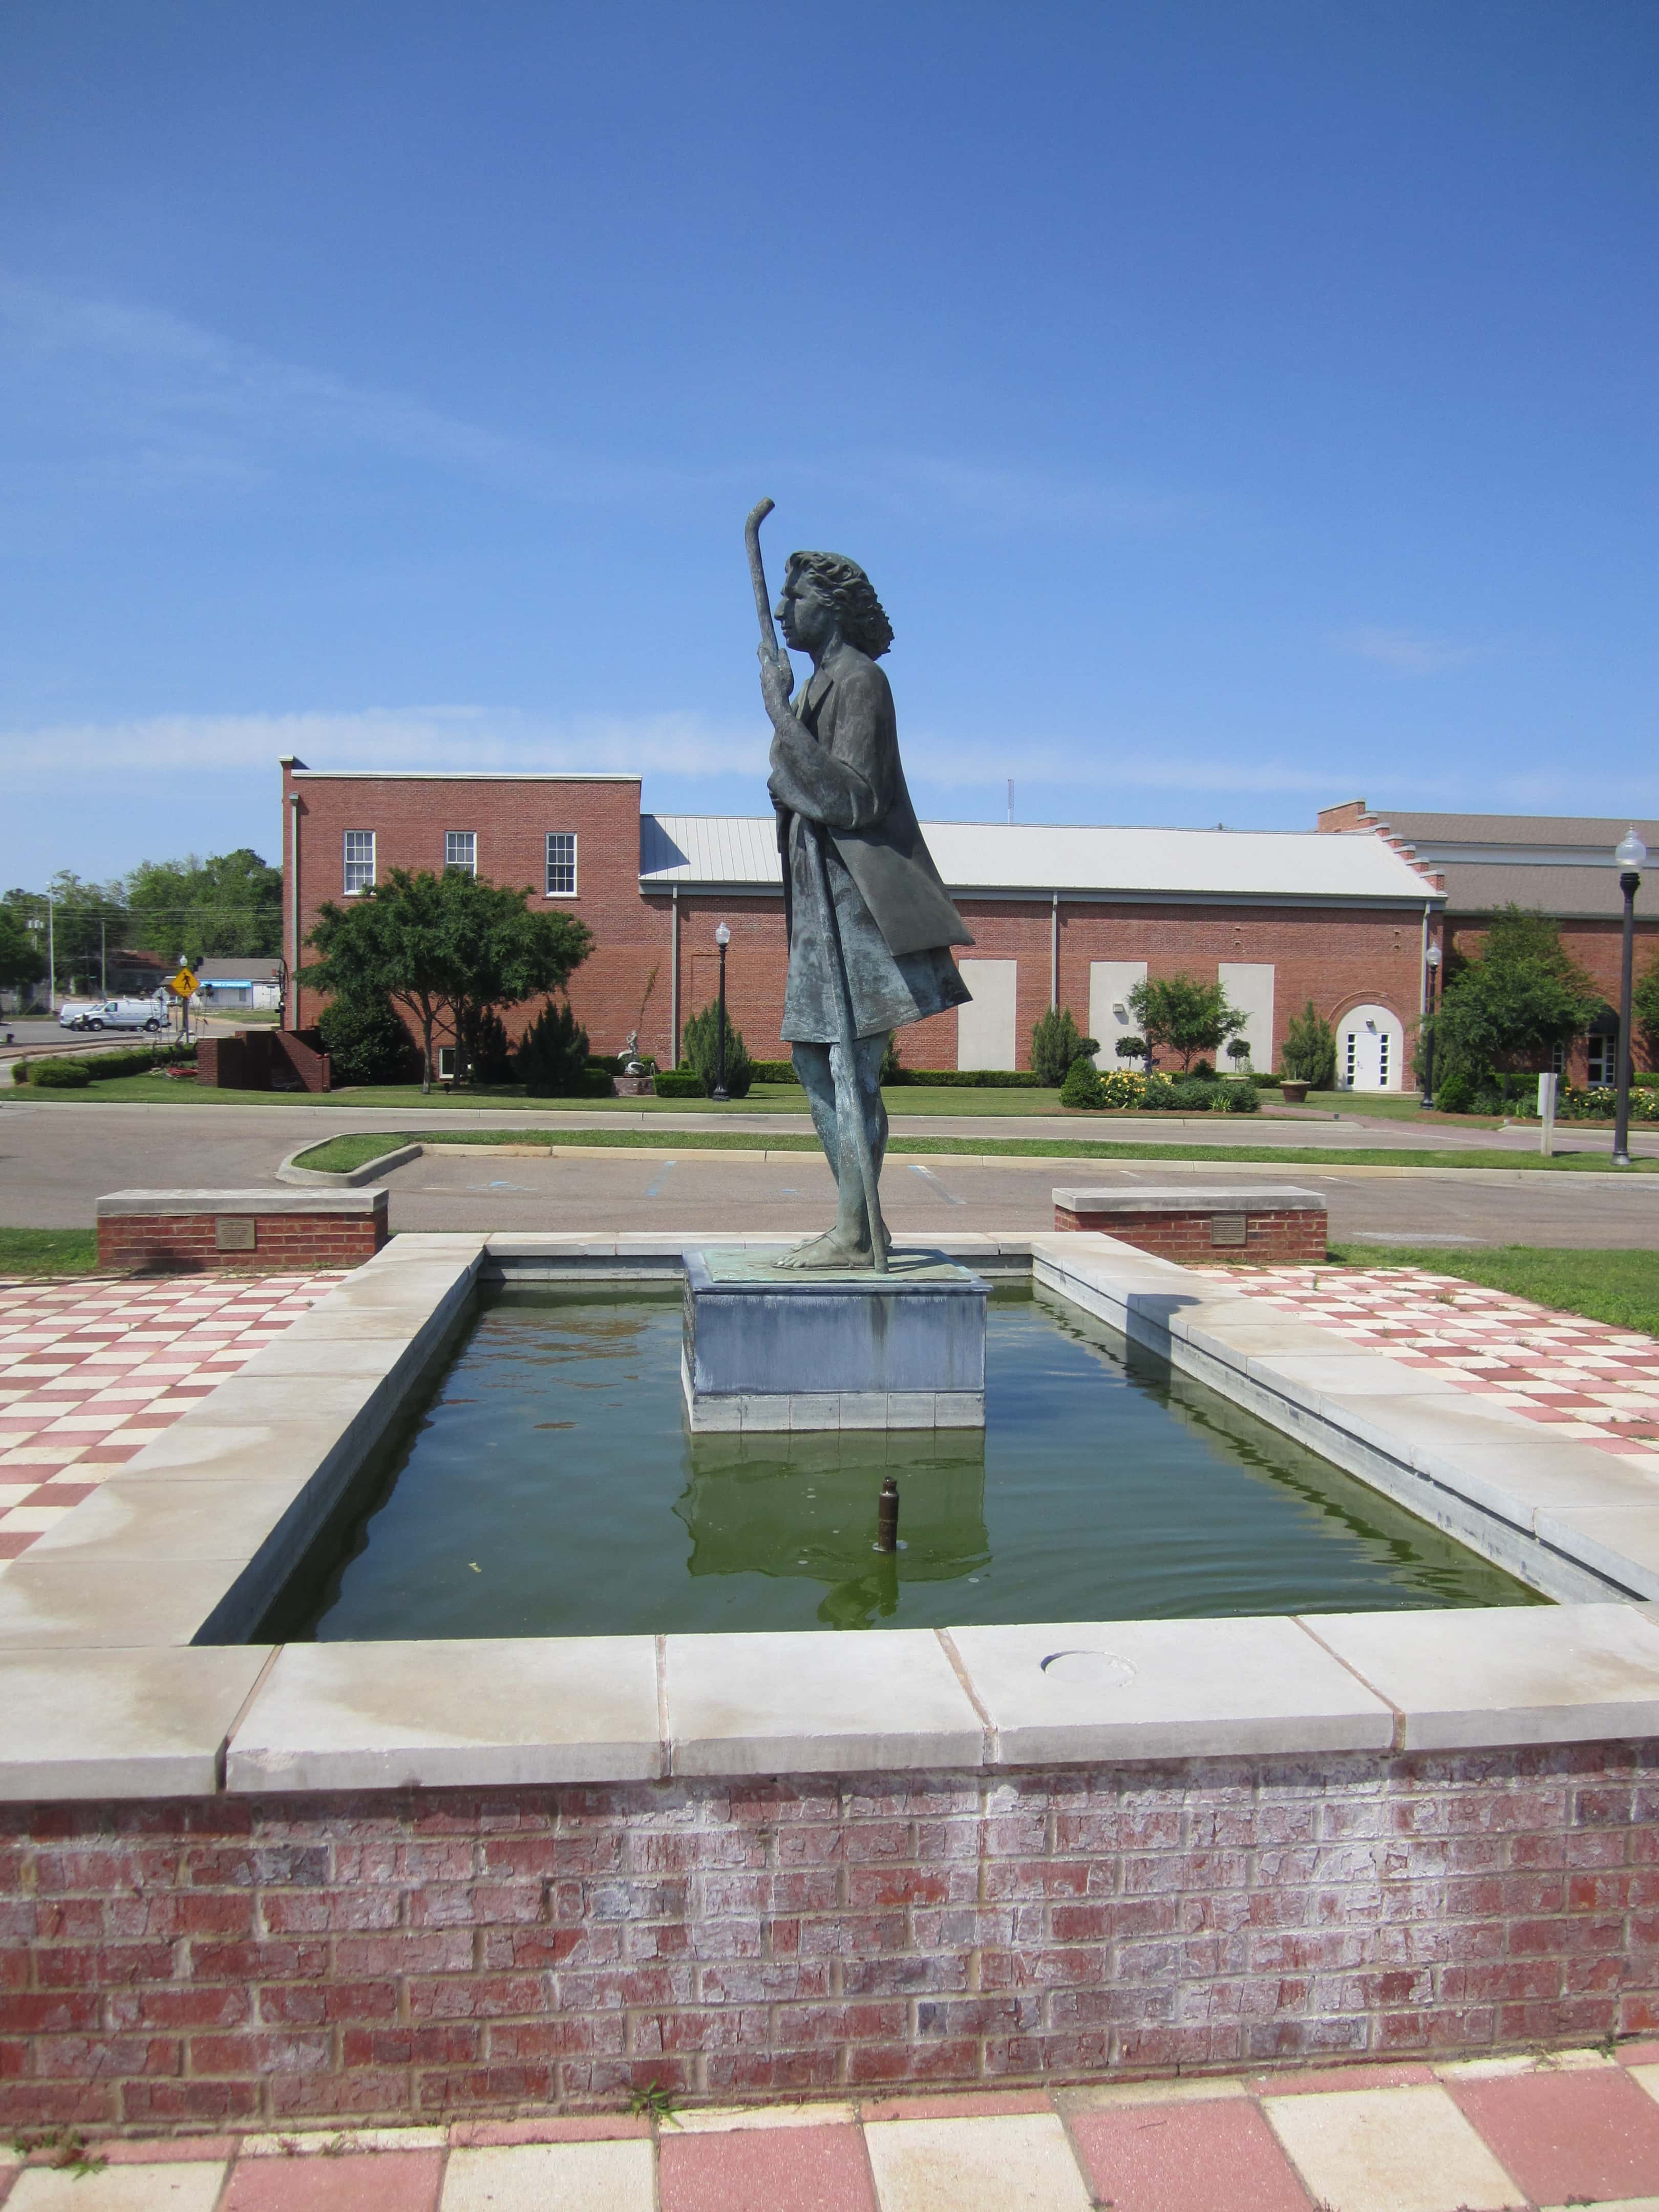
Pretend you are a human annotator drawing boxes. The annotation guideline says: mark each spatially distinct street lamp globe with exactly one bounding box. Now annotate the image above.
[714,922,731,948]
[1617,827,1648,872]
[1426,944,1441,969]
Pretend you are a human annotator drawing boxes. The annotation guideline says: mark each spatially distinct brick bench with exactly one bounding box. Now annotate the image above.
[95,1188,389,1271]
[1052,1184,1327,1262]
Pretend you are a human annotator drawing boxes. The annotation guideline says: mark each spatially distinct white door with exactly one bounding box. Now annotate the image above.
[1338,1004,1405,1092]
[956,960,1018,1070]
[1218,963,1274,1073]
[1088,962,1148,1069]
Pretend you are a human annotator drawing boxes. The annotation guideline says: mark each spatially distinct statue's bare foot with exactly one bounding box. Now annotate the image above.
[775,1228,873,1271]
[774,1223,890,1271]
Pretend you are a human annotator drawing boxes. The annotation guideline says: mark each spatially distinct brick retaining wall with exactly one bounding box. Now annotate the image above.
[4,1746,1653,2130]
[94,1190,388,1272]
[1053,1205,1327,1261]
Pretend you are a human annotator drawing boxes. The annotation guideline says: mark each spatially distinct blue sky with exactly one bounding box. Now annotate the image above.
[3,1,1654,889]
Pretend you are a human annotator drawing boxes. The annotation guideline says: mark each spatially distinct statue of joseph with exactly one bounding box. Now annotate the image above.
[757,549,974,1269]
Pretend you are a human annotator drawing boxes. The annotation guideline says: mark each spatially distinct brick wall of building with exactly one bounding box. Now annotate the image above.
[2,1747,1653,2130]
[281,769,1433,1078]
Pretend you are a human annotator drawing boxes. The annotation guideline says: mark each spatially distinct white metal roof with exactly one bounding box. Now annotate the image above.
[640,816,1440,905]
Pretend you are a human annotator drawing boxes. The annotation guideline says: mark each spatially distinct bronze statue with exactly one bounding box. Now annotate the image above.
[746,502,972,1269]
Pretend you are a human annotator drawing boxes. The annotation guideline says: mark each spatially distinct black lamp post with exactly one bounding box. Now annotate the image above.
[711,922,731,1102]
[1613,827,1647,1167]
[1421,940,1442,1109]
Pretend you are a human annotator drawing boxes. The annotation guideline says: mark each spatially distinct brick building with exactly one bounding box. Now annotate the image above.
[1319,801,1657,1084]
[282,760,1447,1088]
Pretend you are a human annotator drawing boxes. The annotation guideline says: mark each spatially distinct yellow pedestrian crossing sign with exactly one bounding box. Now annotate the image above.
[170,967,198,998]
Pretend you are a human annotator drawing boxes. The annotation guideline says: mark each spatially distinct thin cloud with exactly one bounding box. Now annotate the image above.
[0,273,719,503]
[2,706,767,782]
[0,275,1194,535]
[1332,625,1484,675]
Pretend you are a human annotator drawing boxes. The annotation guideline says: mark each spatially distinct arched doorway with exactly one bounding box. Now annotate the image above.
[1337,1004,1405,1093]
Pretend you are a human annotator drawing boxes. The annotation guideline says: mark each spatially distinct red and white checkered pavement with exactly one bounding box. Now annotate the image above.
[0,1272,350,1567]
[1193,1262,1659,1460]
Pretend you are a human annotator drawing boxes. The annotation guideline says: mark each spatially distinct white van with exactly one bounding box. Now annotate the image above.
[59,997,168,1033]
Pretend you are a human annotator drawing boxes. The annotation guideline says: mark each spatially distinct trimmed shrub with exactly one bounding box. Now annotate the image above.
[514,1000,591,1097]
[30,1059,91,1089]
[1114,1034,1148,1065]
[1432,1067,1478,1114]
[882,1068,1045,1088]
[681,1002,753,1099]
[1031,1008,1098,1087]
[1217,1079,1262,1114]
[1059,1055,1104,1109]
[316,994,419,1087]
[1282,1002,1337,1090]
[751,1059,803,1084]
[653,1069,705,1098]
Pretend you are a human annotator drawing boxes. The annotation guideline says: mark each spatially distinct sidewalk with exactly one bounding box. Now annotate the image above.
[6,2048,1659,2210]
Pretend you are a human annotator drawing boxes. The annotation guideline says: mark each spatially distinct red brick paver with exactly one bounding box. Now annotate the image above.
[1193,1262,1659,1461]
[658,2123,879,2212]
[1070,2098,1316,2211]
[1,2051,1655,2210]
[0,1271,348,1566]
[1447,2065,1659,2206]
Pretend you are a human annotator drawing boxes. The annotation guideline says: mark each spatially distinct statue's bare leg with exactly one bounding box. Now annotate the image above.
[776,1035,889,1268]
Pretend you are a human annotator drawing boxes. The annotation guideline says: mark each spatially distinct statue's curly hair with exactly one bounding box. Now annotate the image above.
[786,550,894,659]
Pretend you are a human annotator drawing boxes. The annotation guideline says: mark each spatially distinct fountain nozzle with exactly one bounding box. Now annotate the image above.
[875,1475,900,1554]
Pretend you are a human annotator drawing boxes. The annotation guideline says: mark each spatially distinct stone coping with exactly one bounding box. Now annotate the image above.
[6,1227,1659,1804]
[1052,1184,1325,1215]
[95,1186,389,1219]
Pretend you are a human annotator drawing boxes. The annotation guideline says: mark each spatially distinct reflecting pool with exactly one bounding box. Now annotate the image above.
[263,1285,1543,1641]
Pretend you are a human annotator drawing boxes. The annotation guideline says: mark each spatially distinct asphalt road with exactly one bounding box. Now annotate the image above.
[4,1099,1657,1249]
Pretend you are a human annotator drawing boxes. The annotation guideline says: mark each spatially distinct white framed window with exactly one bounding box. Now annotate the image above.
[445,831,476,875]
[545,832,577,896]
[343,831,375,894]
[1550,1040,1566,1076]
[436,1046,457,1082]
[1587,1035,1614,1087]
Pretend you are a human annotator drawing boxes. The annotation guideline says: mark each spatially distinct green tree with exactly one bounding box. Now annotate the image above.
[514,1000,591,1097]
[315,992,419,1087]
[681,1002,753,1098]
[1428,908,1598,1095]
[0,906,45,1002]
[1030,1007,1099,1087]
[1634,949,1659,1070]
[1282,1002,1337,1089]
[125,849,283,960]
[302,867,591,1093]
[3,874,127,995]
[1126,974,1247,1073]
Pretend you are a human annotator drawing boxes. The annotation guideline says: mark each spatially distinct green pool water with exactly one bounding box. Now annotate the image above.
[266,1285,1542,1641]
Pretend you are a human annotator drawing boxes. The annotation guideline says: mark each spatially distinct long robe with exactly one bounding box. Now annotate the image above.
[767,651,973,1045]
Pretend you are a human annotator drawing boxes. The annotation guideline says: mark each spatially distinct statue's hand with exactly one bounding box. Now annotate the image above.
[758,643,795,718]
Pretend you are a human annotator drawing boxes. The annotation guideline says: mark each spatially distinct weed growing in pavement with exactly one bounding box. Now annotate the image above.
[8,2127,108,2176]
[626,2082,683,2126]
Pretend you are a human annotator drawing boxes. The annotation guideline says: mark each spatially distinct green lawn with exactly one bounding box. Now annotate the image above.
[1326,1244,1659,1339]
[289,1126,1659,1177]
[0,1227,99,1274]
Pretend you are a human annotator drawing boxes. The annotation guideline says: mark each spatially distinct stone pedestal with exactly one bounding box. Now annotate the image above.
[682,1247,988,1431]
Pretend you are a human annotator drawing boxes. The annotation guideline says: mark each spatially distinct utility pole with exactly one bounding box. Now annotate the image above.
[46,896,54,1014]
